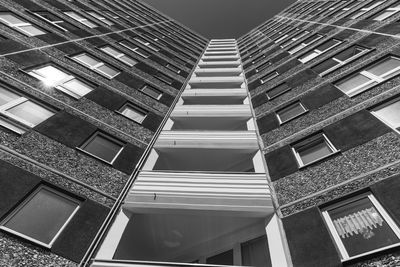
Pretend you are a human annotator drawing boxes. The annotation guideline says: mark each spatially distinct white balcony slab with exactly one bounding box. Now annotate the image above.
[202,55,239,61]
[194,67,243,76]
[154,131,258,149]
[92,259,245,267]
[182,88,247,97]
[204,51,238,56]
[171,105,252,117]
[125,171,273,215]
[197,60,241,68]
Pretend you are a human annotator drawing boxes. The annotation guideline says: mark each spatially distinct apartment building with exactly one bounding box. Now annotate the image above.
[1,0,400,266]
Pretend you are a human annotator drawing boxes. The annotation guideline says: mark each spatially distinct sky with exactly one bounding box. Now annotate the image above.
[141,0,297,39]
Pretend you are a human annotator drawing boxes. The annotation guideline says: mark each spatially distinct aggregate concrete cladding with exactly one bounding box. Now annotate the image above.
[260,78,400,148]
[0,130,129,199]
[274,132,400,206]
[345,251,400,267]
[280,161,400,217]
[0,150,115,207]
[73,98,155,143]
[0,233,76,267]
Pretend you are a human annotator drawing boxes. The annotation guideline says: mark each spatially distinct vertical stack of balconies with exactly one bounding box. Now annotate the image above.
[93,40,287,267]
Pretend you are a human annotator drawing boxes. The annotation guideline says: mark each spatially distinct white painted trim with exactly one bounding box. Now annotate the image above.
[95,210,132,259]
[142,149,159,170]
[266,215,289,267]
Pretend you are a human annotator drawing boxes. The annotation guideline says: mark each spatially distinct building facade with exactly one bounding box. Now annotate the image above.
[1,0,400,267]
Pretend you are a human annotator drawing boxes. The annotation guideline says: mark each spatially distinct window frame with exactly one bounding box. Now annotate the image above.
[140,84,162,100]
[86,11,114,26]
[370,96,400,133]
[266,83,291,100]
[71,53,120,79]
[298,39,342,64]
[372,3,400,21]
[260,71,279,84]
[0,85,55,134]
[119,40,151,58]
[322,192,400,261]
[134,37,160,52]
[349,1,385,19]
[0,185,80,248]
[78,131,125,164]
[99,45,138,67]
[335,56,400,97]
[291,133,338,167]
[288,34,324,54]
[0,12,46,36]
[117,102,147,123]
[312,45,370,76]
[33,12,71,32]
[63,11,97,28]
[276,101,308,124]
[27,64,94,99]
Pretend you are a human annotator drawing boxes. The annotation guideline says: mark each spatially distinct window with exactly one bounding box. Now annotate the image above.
[28,65,94,99]
[100,46,137,67]
[64,11,97,28]
[266,83,291,99]
[292,133,338,167]
[274,33,289,43]
[0,86,54,134]
[251,54,266,65]
[241,236,270,267]
[155,72,173,85]
[0,186,79,248]
[298,39,342,63]
[276,101,307,124]
[33,12,77,32]
[322,193,400,260]
[0,13,45,36]
[372,3,400,21]
[260,71,279,84]
[350,1,385,19]
[86,11,114,26]
[255,61,271,73]
[371,97,400,131]
[134,37,159,51]
[166,63,181,74]
[335,56,400,97]
[280,31,310,48]
[288,34,324,54]
[118,103,147,123]
[119,40,151,58]
[140,84,162,100]
[72,53,120,79]
[79,132,124,163]
[312,45,369,75]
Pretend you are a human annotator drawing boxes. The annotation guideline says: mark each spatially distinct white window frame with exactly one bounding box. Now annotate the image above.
[266,83,291,100]
[86,11,113,26]
[322,193,400,261]
[155,72,173,85]
[166,63,181,74]
[373,3,400,21]
[134,37,160,52]
[78,132,125,164]
[260,71,279,84]
[28,65,93,99]
[119,41,151,58]
[288,34,324,54]
[140,84,162,100]
[314,46,370,76]
[335,56,400,97]
[299,39,342,64]
[255,61,271,73]
[117,103,147,123]
[371,96,400,133]
[0,88,55,134]
[0,13,45,36]
[72,53,120,79]
[0,185,80,248]
[64,11,97,28]
[276,101,308,124]
[291,133,338,167]
[280,31,310,48]
[33,12,69,32]
[350,1,385,19]
[100,46,137,67]
[274,33,289,43]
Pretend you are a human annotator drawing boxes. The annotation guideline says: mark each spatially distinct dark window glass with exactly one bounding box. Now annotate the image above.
[81,133,123,163]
